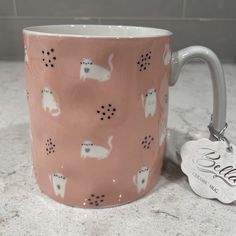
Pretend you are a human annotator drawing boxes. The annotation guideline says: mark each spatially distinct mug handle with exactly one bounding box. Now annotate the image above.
[169,46,227,164]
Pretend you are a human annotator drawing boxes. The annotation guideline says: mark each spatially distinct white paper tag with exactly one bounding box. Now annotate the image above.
[181,138,236,203]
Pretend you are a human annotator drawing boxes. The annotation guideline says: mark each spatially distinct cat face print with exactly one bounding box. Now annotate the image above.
[80,54,114,82]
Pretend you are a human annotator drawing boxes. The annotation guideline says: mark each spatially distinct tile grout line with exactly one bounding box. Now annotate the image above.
[0,16,236,21]
[12,0,17,16]
[97,17,102,24]
[182,0,187,17]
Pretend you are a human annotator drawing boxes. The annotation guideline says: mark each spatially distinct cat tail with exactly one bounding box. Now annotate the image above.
[108,54,114,72]
[107,135,113,150]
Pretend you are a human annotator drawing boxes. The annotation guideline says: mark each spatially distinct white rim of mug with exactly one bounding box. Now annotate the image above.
[23,24,173,39]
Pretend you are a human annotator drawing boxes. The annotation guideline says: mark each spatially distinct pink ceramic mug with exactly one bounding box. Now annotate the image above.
[23,25,226,208]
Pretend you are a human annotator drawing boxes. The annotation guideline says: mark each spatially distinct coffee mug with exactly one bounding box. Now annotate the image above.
[23,25,226,208]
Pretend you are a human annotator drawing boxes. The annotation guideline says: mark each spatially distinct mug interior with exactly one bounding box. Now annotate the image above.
[23,24,172,38]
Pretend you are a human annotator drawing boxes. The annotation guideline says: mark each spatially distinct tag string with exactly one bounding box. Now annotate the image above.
[208,121,233,153]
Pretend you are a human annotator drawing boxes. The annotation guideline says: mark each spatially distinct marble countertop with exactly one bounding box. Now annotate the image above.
[0,61,236,236]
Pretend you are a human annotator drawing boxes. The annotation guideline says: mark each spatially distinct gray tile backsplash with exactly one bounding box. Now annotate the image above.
[101,19,236,61]
[185,0,236,18]
[0,0,15,16]
[15,0,183,17]
[0,0,235,61]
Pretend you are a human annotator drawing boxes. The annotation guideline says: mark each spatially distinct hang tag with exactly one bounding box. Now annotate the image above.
[181,138,236,204]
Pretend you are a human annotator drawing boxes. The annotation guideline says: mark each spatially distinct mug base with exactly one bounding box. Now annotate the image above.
[37,171,162,209]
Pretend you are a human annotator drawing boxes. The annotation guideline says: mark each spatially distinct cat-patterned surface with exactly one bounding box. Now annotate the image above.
[41,87,61,117]
[80,54,113,82]
[86,194,105,207]
[50,173,67,198]
[159,125,167,146]
[97,104,116,121]
[141,135,155,150]
[141,88,157,118]
[45,138,56,156]
[23,29,171,208]
[137,51,152,71]
[41,48,56,68]
[24,45,29,63]
[133,166,150,193]
[81,136,113,160]
[163,44,171,66]
[164,93,168,104]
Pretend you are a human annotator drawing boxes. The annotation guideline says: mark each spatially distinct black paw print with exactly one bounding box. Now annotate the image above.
[97,104,116,121]
[45,138,56,155]
[141,135,154,149]
[137,51,152,72]
[87,194,105,206]
[41,48,56,68]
